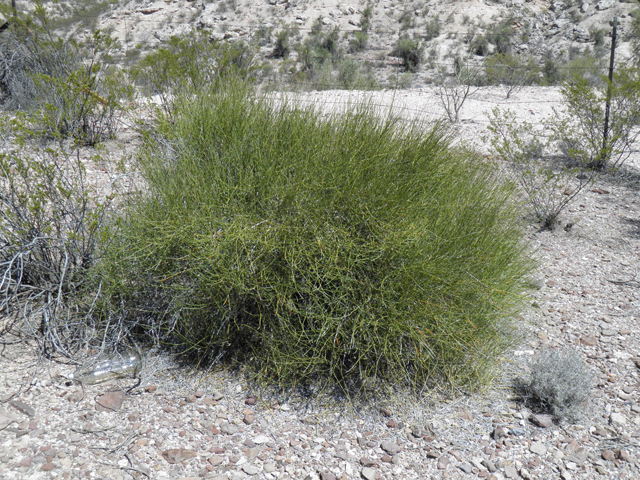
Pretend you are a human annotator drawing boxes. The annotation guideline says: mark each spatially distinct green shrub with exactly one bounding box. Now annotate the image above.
[359,3,374,33]
[518,348,593,423]
[424,16,441,42]
[100,78,534,393]
[484,53,540,98]
[487,108,594,229]
[272,29,291,59]
[0,3,130,144]
[392,36,423,72]
[556,66,640,170]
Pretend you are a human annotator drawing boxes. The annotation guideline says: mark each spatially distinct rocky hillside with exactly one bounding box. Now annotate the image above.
[12,0,634,88]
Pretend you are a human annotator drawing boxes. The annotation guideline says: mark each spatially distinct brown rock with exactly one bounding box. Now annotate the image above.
[40,462,55,471]
[616,449,631,462]
[437,455,450,470]
[244,414,256,425]
[580,335,597,346]
[381,454,392,463]
[602,449,615,461]
[321,473,336,480]
[379,407,393,417]
[95,391,126,412]
[194,390,205,398]
[591,188,610,194]
[245,397,257,405]
[360,457,376,467]
[161,448,197,464]
[458,409,473,421]
[530,414,554,428]
[491,426,507,440]
[185,395,197,403]
[386,419,397,428]
[144,385,157,393]
[210,446,225,454]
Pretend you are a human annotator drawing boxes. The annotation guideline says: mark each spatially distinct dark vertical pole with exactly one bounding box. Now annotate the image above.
[602,16,617,166]
[11,0,16,19]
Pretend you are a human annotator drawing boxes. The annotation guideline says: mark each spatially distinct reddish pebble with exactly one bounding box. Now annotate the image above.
[245,397,257,405]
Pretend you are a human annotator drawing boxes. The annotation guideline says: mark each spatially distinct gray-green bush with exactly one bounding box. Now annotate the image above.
[99,78,533,393]
[519,348,593,423]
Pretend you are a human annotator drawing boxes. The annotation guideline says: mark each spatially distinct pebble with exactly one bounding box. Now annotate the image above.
[361,467,376,480]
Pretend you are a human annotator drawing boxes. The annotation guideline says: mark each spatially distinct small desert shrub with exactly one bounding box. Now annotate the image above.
[392,36,423,72]
[484,53,539,98]
[0,4,130,144]
[424,16,441,41]
[487,16,515,55]
[519,348,593,423]
[272,29,291,59]
[0,131,118,353]
[487,108,594,229]
[556,67,640,170]
[99,78,533,393]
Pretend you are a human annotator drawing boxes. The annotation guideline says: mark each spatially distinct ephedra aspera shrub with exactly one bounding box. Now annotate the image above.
[100,78,534,394]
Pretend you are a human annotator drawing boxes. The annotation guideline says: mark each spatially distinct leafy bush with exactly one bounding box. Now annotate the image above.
[99,78,534,393]
[556,67,640,170]
[131,32,256,116]
[424,16,441,42]
[518,348,593,423]
[272,29,291,59]
[487,17,515,55]
[0,3,130,145]
[487,108,594,229]
[392,36,423,72]
[484,53,539,98]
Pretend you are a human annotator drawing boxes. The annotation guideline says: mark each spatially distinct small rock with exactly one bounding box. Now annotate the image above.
[220,422,238,435]
[520,467,533,480]
[601,450,615,461]
[482,459,497,472]
[242,464,260,475]
[609,412,626,425]
[504,464,519,478]
[530,442,547,455]
[616,449,631,462]
[9,400,36,417]
[144,385,157,393]
[41,462,55,471]
[185,395,197,403]
[245,397,256,405]
[381,441,402,455]
[253,435,269,444]
[381,454,392,463]
[580,335,597,346]
[194,389,205,398]
[458,463,474,474]
[379,407,393,417]
[386,419,397,428]
[161,448,197,464]
[95,391,126,412]
[211,390,224,401]
[243,414,256,425]
[361,467,376,480]
[530,414,554,428]
[458,409,473,421]
[491,426,507,440]
[360,457,376,467]
[264,463,277,473]
[437,455,450,469]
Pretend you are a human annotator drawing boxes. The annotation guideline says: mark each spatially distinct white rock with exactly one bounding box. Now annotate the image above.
[253,435,270,444]
[609,412,626,425]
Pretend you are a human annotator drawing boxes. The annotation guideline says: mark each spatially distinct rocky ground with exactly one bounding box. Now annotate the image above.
[0,86,639,480]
